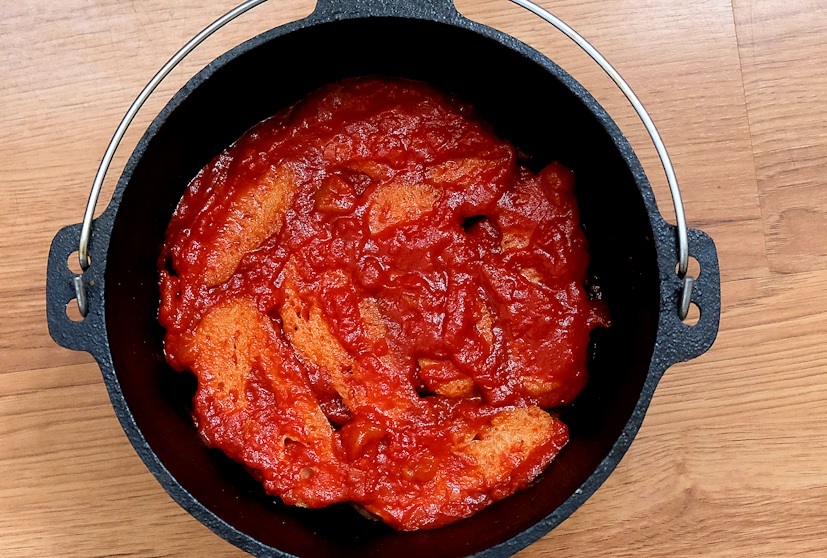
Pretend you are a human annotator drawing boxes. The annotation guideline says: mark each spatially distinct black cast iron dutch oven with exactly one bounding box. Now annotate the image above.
[46,0,721,556]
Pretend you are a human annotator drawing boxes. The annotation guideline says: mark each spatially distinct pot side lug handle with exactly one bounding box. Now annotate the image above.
[655,227,722,371]
[312,0,460,20]
[46,223,105,358]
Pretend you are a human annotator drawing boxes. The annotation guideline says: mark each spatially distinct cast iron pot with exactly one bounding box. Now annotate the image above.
[46,0,721,556]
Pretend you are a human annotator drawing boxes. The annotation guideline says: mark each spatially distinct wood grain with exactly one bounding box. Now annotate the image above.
[733,0,827,274]
[1,0,825,556]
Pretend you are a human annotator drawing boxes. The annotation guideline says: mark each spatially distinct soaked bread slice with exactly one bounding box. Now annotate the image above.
[360,405,566,530]
[280,278,357,409]
[190,298,266,412]
[189,298,347,506]
[461,406,561,485]
[279,272,418,416]
[203,166,296,286]
[368,183,440,235]
[417,358,476,398]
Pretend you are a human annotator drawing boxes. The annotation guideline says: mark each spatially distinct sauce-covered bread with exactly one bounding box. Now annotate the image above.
[159,78,607,530]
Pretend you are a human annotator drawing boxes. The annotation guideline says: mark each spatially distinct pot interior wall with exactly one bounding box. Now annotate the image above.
[105,17,659,558]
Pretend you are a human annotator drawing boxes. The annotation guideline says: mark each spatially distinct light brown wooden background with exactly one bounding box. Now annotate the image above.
[2,0,825,556]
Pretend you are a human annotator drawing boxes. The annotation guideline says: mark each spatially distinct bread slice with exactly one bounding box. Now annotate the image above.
[189,298,347,507]
[280,277,357,408]
[368,182,440,235]
[359,405,567,530]
[203,166,296,286]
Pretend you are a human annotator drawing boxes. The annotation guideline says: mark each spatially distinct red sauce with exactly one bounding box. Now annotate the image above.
[159,78,608,530]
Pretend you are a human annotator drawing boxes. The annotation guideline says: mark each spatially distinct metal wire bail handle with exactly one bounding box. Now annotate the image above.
[75,0,694,320]
[508,0,694,319]
[74,0,269,317]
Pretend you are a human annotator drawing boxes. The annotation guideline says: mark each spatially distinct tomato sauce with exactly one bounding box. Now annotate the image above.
[159,78,608,530]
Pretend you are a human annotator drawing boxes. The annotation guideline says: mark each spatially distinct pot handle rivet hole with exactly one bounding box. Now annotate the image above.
[65,299,84,322]
[67,250,91,274]
[682,301,700,326]
[675,256,701,279]
[67,251,83,274]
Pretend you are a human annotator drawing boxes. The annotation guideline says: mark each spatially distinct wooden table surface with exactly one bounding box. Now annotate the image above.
[2,0,826,556]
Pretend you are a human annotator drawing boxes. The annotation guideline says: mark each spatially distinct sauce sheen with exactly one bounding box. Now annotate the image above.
[159,78,608,530]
